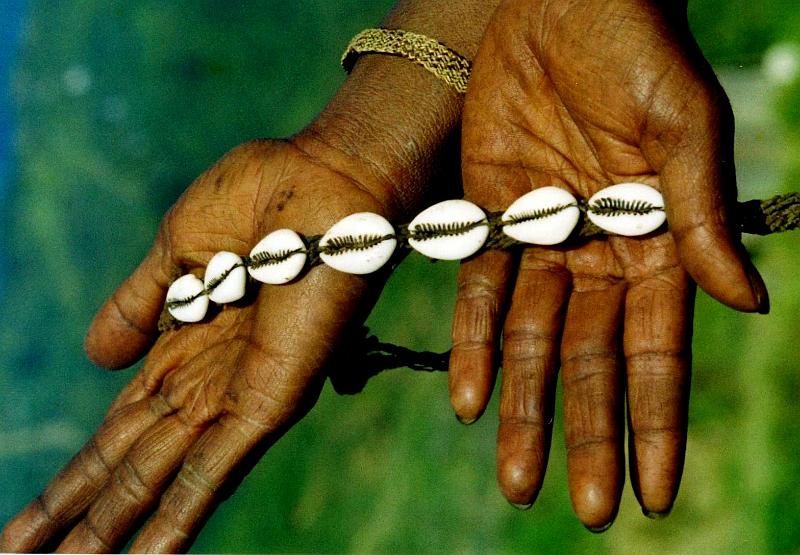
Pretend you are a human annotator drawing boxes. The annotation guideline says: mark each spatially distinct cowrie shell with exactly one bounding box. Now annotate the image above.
[586,183,666,237]
[205,251,247,303]
[501,187,580,245]
[248,229,307,284]
[166,274,209,323]
[407,199,488,260]
[319,212,397,275]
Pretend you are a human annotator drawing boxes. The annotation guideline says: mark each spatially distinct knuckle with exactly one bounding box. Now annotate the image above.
[222,409,269,439]
[82,516,113,551]
[114,460,153,505]
[456,274,503,301]
[503,326,556,349]
[451,338,493,352]
[149,392,175,418]
[453,304,499,344]
[669,210,714,238]
[177,462,217,495]
[518,253,568,276]
[570,273,622,293]
[625,349,688,368]
[501,336,552,374]
[109,291,151,337]
[85,436,113,477]
[630,425,683,447]
[500,413,548,428]
[565,433,618,454]
[176,403,218,429]
[36,494,60,526]
[561,363,617,388]
[561,349,616,372]
[502,350,550,376]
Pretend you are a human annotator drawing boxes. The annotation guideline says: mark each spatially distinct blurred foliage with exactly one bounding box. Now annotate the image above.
[1,0,799,553]
[689,0,800,65]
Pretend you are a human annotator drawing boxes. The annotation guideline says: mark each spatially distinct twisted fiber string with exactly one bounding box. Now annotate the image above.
[352,193,800,378]
[158,193,799,332]
[341,28,472,93]
[763,192,800,232]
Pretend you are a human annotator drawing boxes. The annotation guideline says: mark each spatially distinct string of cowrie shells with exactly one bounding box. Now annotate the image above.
[161,183,800,333]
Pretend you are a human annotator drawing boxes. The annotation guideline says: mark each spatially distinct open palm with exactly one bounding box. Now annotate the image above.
[0,138,399,553]
[450,0,767,530]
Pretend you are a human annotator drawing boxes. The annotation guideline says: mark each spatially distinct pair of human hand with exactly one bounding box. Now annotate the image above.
[0,0,768,551]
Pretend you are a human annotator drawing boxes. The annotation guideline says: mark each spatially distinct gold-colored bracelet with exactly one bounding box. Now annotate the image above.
[341,28,472,93]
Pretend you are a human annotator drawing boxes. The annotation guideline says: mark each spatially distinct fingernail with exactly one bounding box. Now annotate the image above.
[456,413,477,425]
[746,265,770,314]
[509,501,533,511]
[585,521,613,534]
[642,507,671,520]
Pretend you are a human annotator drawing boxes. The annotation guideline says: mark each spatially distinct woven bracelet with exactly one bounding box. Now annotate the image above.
[341,28,472,93]
[159,183,800,331]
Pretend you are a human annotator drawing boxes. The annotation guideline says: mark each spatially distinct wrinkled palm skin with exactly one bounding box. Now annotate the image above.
[0,138,403,553]
[449,0,768,530]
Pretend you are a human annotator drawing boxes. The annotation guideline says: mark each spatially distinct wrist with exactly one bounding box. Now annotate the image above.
[293,0,502,218]
[294,53,463,220]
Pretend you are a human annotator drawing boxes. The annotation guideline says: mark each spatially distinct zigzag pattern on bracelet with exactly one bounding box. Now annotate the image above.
[341,28,472,93]
[159,184,800,330]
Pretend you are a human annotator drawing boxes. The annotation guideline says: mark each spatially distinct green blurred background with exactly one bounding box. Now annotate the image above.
[1,1,799,553]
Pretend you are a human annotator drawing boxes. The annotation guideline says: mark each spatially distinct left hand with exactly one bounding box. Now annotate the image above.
[0,137,404,553]
[449,0,768,530]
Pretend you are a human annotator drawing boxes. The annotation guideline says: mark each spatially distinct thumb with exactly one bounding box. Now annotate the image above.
[654,105,768,314]
[84,235,172,369]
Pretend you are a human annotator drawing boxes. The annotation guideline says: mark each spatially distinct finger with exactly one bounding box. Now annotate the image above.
[0,396,172,553]
[84,234,172,370]
[58,334,253,553]
[56,415,203,553]
[623,260,694,517]
[130,325,326,554]
[645,90,768,314]
[561,243,626,531]
[127,412,265,554]
[125,242,373,552]
[458,99,539,424]
[450,250,516,423]
[497,248,569,507]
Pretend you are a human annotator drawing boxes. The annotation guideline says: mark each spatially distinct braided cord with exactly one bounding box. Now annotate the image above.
[159,193,799,332]
[344,193,800,380]
[761,192,800,232]
[341,28,472,93]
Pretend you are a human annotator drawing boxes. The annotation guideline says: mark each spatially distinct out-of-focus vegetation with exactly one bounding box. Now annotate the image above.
[1,1,799,552]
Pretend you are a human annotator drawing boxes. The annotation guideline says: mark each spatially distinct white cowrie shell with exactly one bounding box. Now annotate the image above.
[204,251,247,303]
[586,183,666,237]
[501,187,580,245]
[407,199,489,260]
[319,212,397,275]
[166,274,209,323]
[248,229,307,284]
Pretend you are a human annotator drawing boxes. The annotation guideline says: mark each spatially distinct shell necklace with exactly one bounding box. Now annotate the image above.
[162,183,795,326]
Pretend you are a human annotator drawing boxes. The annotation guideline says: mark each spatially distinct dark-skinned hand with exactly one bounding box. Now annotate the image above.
[449,0,769,531]
[0,0,506,548]
[0,137,412,553]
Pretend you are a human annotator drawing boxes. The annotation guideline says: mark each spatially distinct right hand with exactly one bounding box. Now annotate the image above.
[449,0,768,530]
